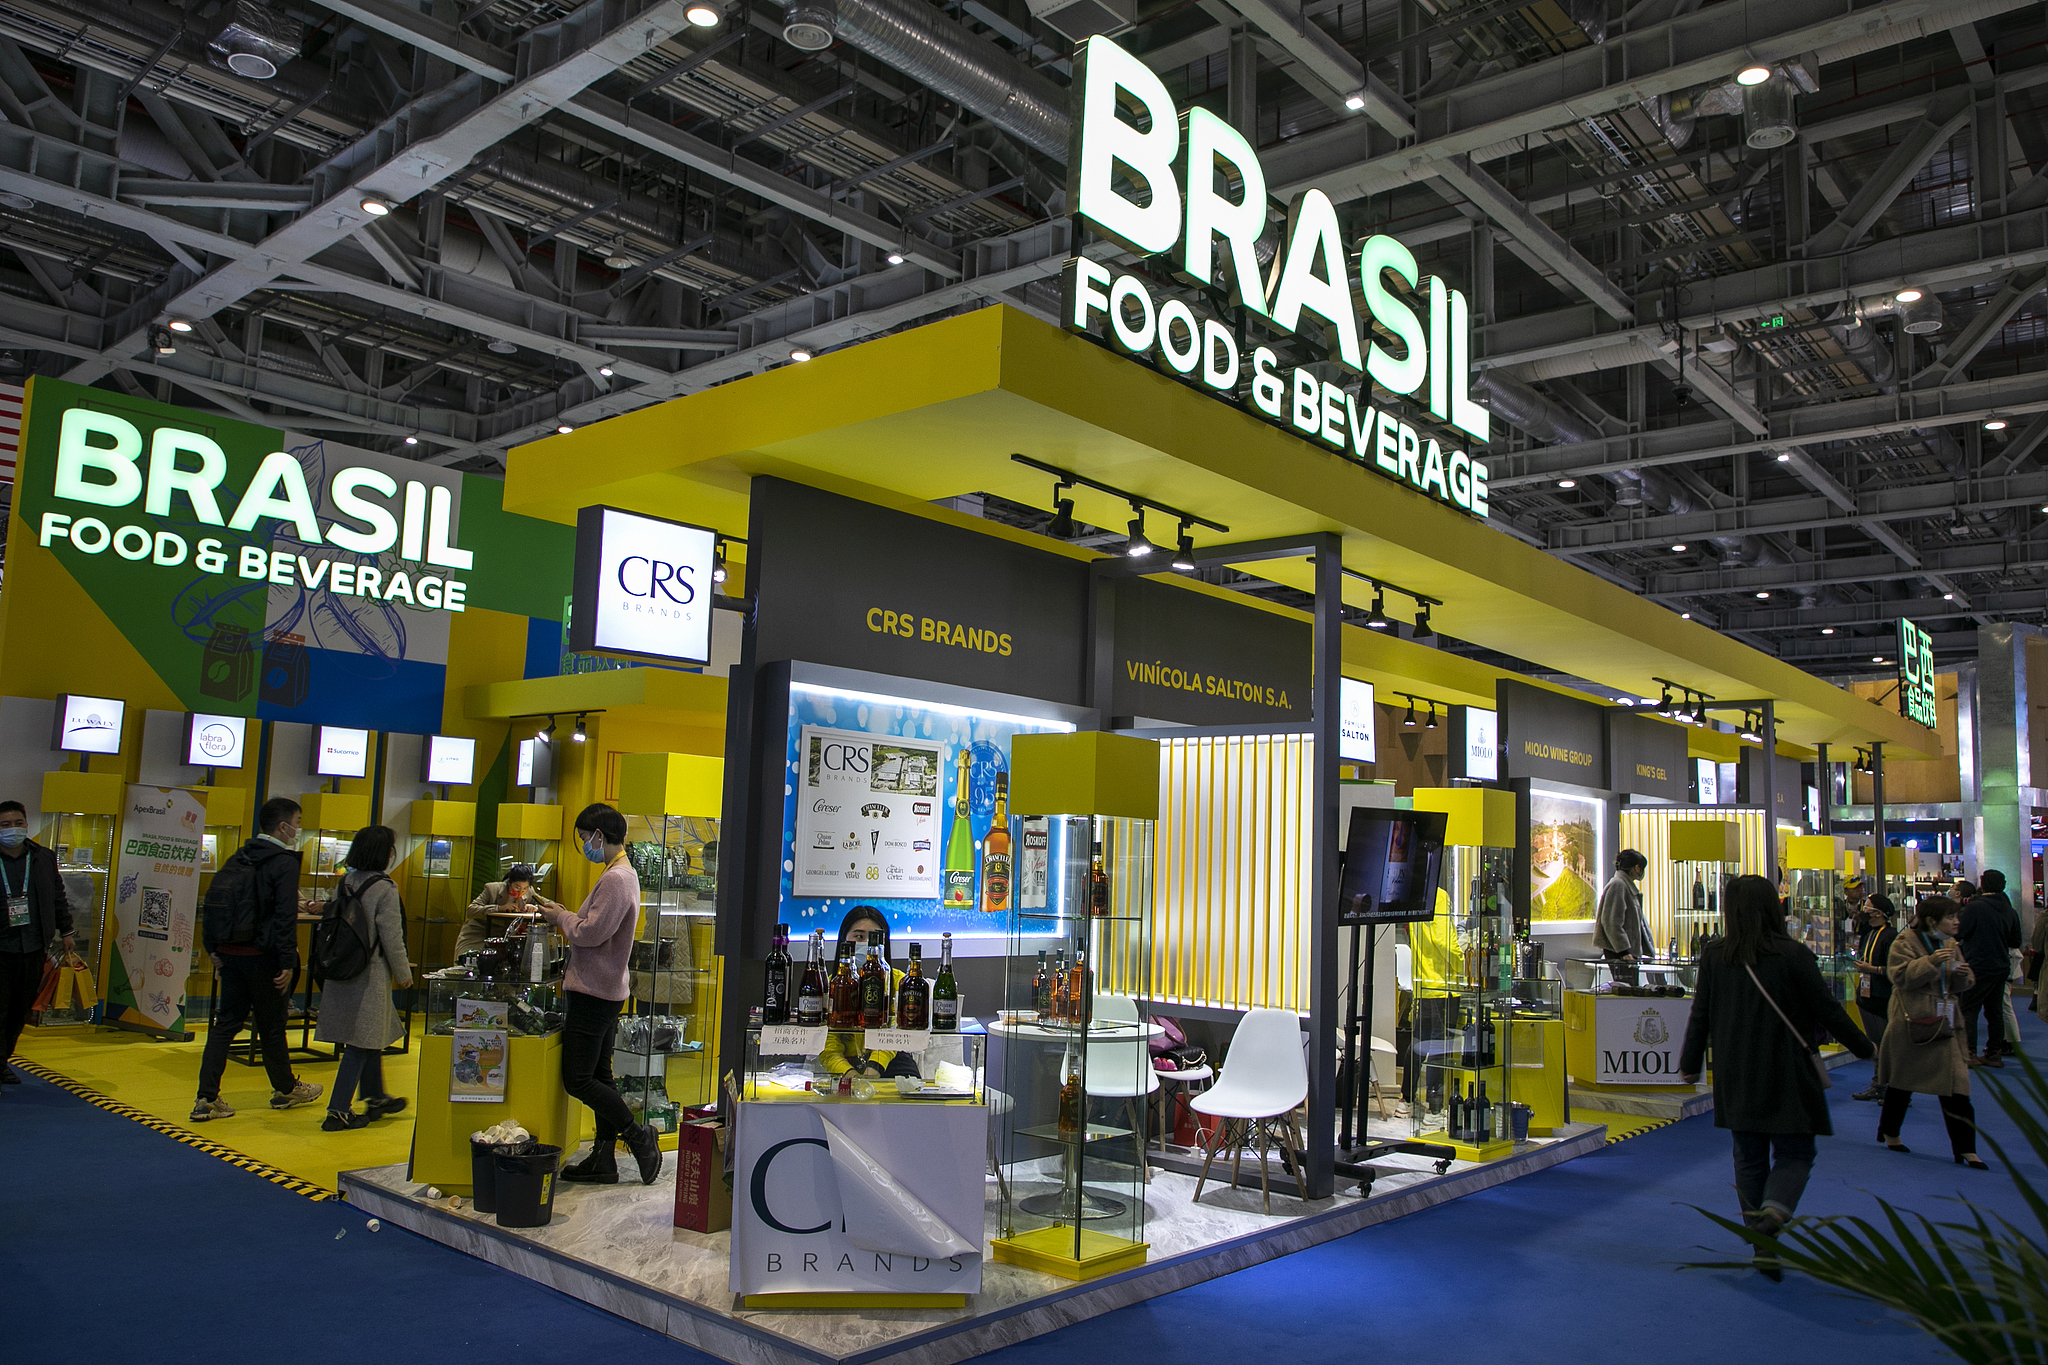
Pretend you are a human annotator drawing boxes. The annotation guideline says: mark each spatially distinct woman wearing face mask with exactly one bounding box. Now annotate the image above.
[0,800,73,1086]
[1874,896,1987,1169]
[312,825,413,1131]
[539,803,663,1186]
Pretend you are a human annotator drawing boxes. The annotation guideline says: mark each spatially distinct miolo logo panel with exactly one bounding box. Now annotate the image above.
[1067,36,1491,518]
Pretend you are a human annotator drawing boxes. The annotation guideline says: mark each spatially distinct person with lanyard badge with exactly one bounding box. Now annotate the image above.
[1849,893,1899,1101]
[1874,896,1989,1169]
[0,801,73,1086]
[541,803,664,1186]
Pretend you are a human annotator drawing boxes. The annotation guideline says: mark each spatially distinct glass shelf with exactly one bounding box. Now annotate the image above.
[33,812,113,1026]
[620,813,722,1128]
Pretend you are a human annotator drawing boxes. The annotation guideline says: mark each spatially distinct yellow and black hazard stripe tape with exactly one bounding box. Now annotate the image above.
[11,1059,336,1202]
[1604,1117,1676,1144]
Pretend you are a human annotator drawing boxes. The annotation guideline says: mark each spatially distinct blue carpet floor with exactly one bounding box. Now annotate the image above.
[2,1058,2037,1364]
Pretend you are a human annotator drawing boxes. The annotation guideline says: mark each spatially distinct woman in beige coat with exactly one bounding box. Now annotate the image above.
[1874,896,1988,1169]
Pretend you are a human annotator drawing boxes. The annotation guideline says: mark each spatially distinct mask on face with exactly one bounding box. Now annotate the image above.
[581,831,607,864]
[0,827,26,850]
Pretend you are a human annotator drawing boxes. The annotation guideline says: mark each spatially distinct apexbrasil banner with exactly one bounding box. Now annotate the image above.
[104,785,207,1036]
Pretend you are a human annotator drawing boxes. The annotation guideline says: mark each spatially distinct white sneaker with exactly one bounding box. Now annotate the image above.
[270,1079,323,1110]
[190,1097,235,1122]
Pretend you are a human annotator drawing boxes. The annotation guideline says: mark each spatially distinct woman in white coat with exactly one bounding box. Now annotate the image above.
[314,825,413,1132]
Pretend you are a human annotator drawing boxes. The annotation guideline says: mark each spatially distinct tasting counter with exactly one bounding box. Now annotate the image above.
[1563,987,1697,1093]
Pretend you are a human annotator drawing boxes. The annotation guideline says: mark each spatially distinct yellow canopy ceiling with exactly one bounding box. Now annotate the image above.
[505,306,1935,758]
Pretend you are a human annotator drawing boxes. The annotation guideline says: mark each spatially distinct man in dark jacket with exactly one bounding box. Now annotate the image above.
[1849,894,1899,1100]
[1958,868,2022,1066]
[0,801,75,1085]
[191,797,323,1120]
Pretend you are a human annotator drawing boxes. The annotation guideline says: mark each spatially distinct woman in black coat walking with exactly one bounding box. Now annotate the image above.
[1680,875,1875,1279]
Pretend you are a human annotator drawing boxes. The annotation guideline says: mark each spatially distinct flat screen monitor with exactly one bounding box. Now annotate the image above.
[52,694,126,755]
[185,712,249,768]
[1337,808,1448,923]
[422,734,476,786]
[517,737,552,789]
[312,725,372,779]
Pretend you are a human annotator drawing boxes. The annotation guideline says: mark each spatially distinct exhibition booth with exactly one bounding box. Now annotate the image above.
[0,36,1942,1365]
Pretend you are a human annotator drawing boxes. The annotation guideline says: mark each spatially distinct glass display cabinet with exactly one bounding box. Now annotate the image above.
[1666,820,1741,966]
[742,1025,987,1101]
[493,803,563,906]
[1785,834,1851,1004]
[31,805,115,1026]
[990,731,1158,1283]
[405,799,476,978]
[616,753,725,1139]
[1407,842,1518,1158]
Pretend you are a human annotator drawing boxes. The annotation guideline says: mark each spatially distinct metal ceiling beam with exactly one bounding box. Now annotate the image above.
[1912,264,2048,387]
[1719,592,2032,631]
[1646,540,2048,597]
[1433,155,1635,321]
[1803,86,1974,257]
[1215,0,1412,132]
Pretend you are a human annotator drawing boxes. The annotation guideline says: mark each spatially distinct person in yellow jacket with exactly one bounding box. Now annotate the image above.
[818,905,914,1080]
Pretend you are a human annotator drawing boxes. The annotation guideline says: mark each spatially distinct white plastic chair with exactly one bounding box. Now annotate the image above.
[1191,1008,1310,1212]
[1084,995,1159,1182]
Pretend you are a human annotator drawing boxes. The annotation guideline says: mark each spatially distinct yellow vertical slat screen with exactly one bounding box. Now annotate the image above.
[1617,806,1777,950]
[1147,735,1313,1012]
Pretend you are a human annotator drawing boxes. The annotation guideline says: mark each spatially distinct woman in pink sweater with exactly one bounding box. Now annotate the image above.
[540,803,663,1186]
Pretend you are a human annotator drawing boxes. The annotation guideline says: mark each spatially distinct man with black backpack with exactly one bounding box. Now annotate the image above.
[191,797,322,1120]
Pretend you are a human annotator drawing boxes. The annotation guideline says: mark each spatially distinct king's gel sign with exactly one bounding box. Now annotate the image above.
[37,408,473,612]
[1066,36,1491,518]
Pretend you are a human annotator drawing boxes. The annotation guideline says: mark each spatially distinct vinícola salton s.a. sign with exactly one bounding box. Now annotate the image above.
[1063,35,1493,519]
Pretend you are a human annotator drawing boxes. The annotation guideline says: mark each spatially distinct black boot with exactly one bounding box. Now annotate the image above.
[1747,1211,1785,1282]
[624,1122,663,1185]
[560,1139,620,1184]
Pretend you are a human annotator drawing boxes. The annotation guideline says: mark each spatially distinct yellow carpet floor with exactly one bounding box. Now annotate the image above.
[15,1023,422,1193]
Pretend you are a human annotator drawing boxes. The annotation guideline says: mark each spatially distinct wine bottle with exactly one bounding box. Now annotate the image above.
[762,923,791,1024]
[932,933,958,1032]
[1088,841,1111,917]
[1446,1083,1462,1139]
[896,942,930,1029]
[1692,875,1706,913]
[1068,940,1090,1028]
[979,772,1012,914]
[827,944,860,1028]
[942,748,975,910]
[1058,1046,1082,1135]
[1032,949,1051,1025]
[795,930,826,1028]
[859,944,888,1028]
[1476,1080,1491,1142]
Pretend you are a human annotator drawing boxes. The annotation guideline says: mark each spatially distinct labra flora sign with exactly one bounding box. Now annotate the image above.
[1065,35,1492,519]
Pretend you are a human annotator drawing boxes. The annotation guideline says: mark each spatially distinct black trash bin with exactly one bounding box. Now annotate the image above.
[470,1139,514,1214]
[494,1144,563,1228]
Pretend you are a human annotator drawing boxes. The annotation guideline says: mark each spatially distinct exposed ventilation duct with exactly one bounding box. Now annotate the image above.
[781,0,836,51]
[772,0,1071,161]
[207,0,304,80]
[1493,336,1673,382]
[1024,0,1137,44]
[1742,75,1797,149]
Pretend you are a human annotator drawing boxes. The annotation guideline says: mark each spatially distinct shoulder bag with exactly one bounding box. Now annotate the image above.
[1903,930,1958,1046]
[1745,963,1832,1091]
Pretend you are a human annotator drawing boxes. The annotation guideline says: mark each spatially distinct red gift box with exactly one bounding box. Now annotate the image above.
[672,1120,732,1232]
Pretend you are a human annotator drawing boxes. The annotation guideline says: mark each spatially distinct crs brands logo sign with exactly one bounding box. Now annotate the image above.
[571,505,716,666]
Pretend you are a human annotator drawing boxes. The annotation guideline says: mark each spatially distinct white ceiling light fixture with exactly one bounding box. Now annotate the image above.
[1343,92,1367,111]
[603,247,634,269]
[360,196,392,217]
[789,347,813,362]
[166,318,194,333]
[597,364,614,377]
[1671,544,1687,552]
[1776,452,1791,462]
[1821,628,1835,635]
[1985,418,2009,431]
[403,435,419,446]
[556,424,574,435]
[487,338,517,355]
[685,2,720,24]
[1557,478,1577,489]
[1895,287,1923,303]
[1756,591,1770,599]
[885,250,905,265]
[1736,64,1772,86]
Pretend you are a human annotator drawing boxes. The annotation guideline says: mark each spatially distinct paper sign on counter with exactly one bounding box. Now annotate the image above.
[760,1025,828,1055]
[867,1029,930,1052]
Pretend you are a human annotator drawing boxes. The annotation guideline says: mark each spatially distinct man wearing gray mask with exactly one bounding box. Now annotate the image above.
[0,800,74,1085]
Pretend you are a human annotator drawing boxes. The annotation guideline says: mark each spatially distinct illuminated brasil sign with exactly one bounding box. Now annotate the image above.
[1897,618,1935,727]
[36,407,474,612]
[1064,35,1492,519]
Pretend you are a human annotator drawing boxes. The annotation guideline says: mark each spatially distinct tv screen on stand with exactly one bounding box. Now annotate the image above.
[1337,808,1449,923]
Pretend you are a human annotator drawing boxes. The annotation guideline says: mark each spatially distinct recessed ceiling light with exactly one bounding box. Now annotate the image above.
[1681,612,1692,619]
[885,251,904,265]
[1985,418,2008,431]
[1671,544,1687,552]
[789,347,812,362]
[166,318,194,333]
[360,196,392,217]
[685,2,719,24]
[1822,628,1835,635]
[1343,92,1367,111]
[1895,287,1923,303]
[1736,64,1772,86]
[1558,478,1576,489]
[556,424,574,435]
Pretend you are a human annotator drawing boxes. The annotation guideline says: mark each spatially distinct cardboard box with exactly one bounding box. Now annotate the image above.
[673,1120,732,1232]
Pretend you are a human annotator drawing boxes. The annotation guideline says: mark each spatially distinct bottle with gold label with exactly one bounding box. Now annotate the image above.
[859,944,888,1028]
[978,772,1011,914]
[896,942,930,1029]
[827,943,860,1029]
[1088,841,1110,917]
[1057,1044,1082,1136]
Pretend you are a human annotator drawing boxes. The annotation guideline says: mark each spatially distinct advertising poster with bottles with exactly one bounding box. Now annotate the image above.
[780,686,1068,940]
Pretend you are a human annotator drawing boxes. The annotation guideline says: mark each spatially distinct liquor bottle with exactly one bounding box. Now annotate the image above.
[932,933,958,1032]
[1057,1046,1082,1136]
[1067,940,1090,1028]
[896,943,930,1029]
[1088,841,1111,917]
[1449,1084,1466,1141]
[1032,949,1051,1025]
[943,748,976,910]
[1049,948,1068,1024]
[762,923,791,1024]
[1667,935,1677,962]
[1475,1081,1492,1143]
[859,944,888,1028]
[827,944,860,1028]
[1478,1011,1496,1067]
[1692,874,1706,914]
[795,930,826,1028]
[979,773,1012,914]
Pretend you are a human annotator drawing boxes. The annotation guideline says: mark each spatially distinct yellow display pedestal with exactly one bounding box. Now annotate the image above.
[412,1030,573,1194]
[1563,991,1696,1095]
[1507,1016,1568,1135]
[990,1225,1150,1281]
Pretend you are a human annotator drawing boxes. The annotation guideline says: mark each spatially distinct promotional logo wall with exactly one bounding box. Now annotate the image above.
[6,379,573,733]
[731,1102,986,1296]
[1497,680,1608,788]
[570,505,716,665]
[1897,618,1936,728]
[793,724,944,899]
[1064,36,1491,519]
[103,784,207,1036]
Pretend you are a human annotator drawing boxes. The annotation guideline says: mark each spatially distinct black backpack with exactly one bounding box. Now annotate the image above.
[202,850,264,946]
[311,873,389,982]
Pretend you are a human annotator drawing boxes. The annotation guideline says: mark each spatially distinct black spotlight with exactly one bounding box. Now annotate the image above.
[1171,527,1196,572]
[1402,699,1416,727]
[1365,589,1390,629]
[1048,483,1075,539]
[1412,602,1434,639]
[1125,505,1155,558]
[1425,703,1439,730]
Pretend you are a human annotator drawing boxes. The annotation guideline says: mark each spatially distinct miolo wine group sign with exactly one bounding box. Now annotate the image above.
[1064,35,1494,519]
